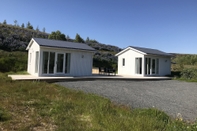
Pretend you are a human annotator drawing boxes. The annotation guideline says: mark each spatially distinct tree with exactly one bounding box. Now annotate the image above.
[86,37,90,43]
[48,30,67,41]
[89,39,98,43]
[21,23,25,28]
[66,35,70,40]
[14,20,17,26]
[3,20,7,24]
[75,33,84,43]
[36,26,39,31]
[42,27,45,33]
[26,21,33,29]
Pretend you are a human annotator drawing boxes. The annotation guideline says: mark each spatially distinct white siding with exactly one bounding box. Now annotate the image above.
[70,51,93,76]
[159,57,171,76]
[117,49,144,76]
[27,41,40,76]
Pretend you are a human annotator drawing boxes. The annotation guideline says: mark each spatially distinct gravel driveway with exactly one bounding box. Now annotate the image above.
[56,80,197,121]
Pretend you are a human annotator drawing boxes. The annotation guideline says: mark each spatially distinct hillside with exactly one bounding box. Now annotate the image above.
[0,23,121,68]
[0,24,48,51]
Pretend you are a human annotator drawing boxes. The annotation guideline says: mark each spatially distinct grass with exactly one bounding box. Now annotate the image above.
[0,73,197,130]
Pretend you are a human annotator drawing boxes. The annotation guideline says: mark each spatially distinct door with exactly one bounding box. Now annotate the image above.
[42,51,55,74]
[56,53,64,73]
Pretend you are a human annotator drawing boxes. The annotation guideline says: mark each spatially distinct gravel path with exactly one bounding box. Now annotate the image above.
[56,80,197,121]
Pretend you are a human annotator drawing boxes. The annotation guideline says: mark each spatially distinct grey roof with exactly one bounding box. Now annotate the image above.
[33,38,95,51]
[130,46,172,56]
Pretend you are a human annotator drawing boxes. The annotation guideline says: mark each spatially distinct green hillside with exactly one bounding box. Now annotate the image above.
[0,22,121,71]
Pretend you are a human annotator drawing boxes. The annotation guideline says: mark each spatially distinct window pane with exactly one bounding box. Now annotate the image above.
[156,59,159,74]
[152,59,155,74]
[65,53,71,73]
[135,57,142,74]
[35,51,39,73]
[57,54,64,73]
[49,52,55,74]
[139,58,142,74]
[42,52,48,74]
[122,58,125,66]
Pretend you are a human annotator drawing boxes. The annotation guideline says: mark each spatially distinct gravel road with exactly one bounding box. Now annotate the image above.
[56,80,197,121]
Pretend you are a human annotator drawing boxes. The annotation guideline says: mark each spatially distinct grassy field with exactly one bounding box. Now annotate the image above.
[0,73,197,131]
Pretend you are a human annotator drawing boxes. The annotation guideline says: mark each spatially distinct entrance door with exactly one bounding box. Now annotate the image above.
[42,51,55,74]
[56,53,64,73]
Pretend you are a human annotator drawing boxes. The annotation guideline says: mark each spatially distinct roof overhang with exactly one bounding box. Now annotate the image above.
[115,46,146,56]
[26,38,34,50]
[40,45,96,53]
[144,53,173,57]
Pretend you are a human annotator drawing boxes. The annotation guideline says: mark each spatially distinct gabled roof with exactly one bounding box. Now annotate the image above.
[115,46,172,57]
[27,38,95,51]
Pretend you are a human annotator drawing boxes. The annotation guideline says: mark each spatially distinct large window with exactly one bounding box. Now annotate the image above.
[135,57,142,74]
[42,52,70,74]
[145,57,159,75]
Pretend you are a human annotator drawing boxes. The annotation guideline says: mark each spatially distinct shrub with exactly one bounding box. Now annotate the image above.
[180,68,197,80]
[0,50,27,72]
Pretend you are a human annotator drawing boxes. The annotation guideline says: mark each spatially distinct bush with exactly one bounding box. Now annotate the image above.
[180,68,197,80]
[0,50,27,72]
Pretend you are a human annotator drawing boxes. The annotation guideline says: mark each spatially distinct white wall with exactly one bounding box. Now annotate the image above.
[39,47,94,77]
[70,51,93,76]
[27,41,40,76]
[117,49,144,76]
[159,57,171,76]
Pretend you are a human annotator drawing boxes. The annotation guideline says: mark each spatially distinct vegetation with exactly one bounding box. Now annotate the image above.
[0,73,197,130]
[0,23,48,51]
[0,50,27,72]
[0,20,120,69]
[48,30,67,41]
[171,54,197,80]
[74,33,85,43]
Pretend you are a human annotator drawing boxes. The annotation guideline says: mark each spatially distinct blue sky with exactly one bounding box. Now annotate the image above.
[0,0,197,54]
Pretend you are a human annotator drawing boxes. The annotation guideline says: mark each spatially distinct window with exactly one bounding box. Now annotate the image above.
[42,52,49,74]
[35,51,39,73]
[145,57,159,75]
[49,52,55,74]
[135,57,142,74]
[122,58,125,66]
[156,59,159,74]
[29,53,32,64]
[65,53,71,73]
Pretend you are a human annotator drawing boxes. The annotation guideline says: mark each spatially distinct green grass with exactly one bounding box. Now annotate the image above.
[0,73,197,130]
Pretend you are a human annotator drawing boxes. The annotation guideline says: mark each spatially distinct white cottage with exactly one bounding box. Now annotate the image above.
[26,38,95,77]
[115,46,172,76]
